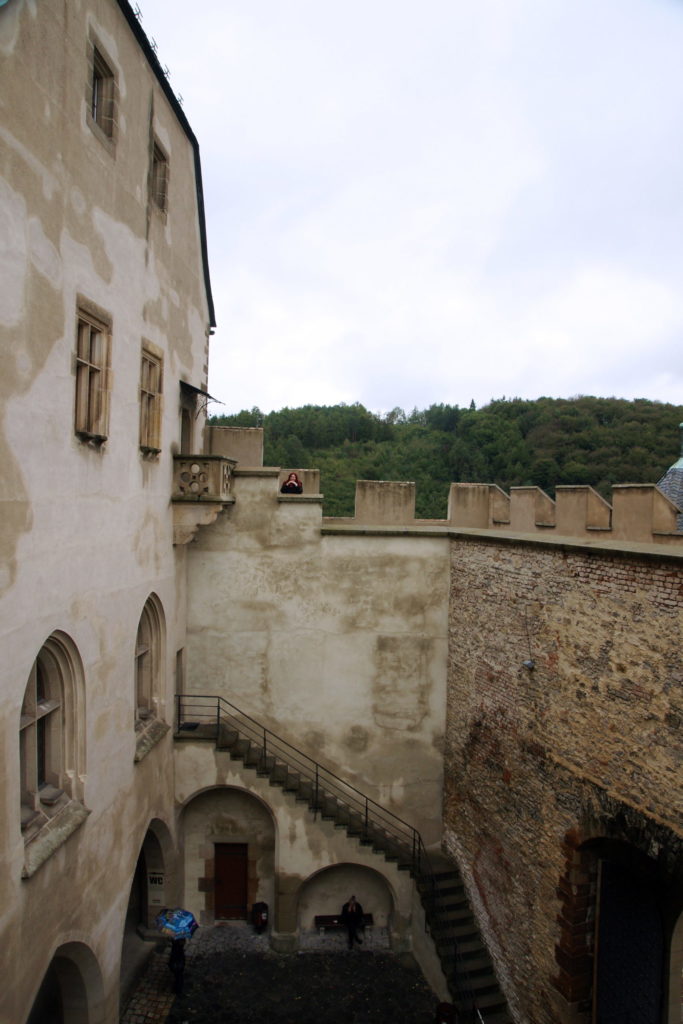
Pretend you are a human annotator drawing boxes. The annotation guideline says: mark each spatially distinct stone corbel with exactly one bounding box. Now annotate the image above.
[172,501,229,545]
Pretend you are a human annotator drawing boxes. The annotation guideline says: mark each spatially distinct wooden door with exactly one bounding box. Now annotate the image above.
[214,843,248,920]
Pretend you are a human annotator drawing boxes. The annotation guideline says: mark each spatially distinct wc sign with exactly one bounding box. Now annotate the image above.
[148,872,165,906]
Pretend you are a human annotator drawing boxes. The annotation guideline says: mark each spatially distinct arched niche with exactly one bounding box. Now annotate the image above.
[297,862,395,937]
[27,942,104,1024]
[180,787,276,926]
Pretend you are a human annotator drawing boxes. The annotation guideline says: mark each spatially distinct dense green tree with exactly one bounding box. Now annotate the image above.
[209,397,683,518]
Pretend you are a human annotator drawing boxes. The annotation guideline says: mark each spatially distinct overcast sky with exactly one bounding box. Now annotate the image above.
[138,0,683,416]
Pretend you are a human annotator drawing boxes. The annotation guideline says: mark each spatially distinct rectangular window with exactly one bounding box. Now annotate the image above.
[75,309,111,442]
[91,47,115,138]
[151,141,169,211]
[140,345,163,452]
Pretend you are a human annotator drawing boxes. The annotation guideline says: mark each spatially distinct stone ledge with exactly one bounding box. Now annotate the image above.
[135,718,170,763]
[22,800,90,879]
[278,494,323,504]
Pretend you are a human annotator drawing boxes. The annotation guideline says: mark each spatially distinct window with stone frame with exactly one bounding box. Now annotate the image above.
[20,654,63,828]
[134,596,169,763]
[19,635,88,873]
[150,140,169,212]
[89,43,116,141]
[139,344,163,454]
[74,306,111,443]
[135,596,165,723]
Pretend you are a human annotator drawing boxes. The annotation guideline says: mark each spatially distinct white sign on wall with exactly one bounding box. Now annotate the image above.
[148,872,165,906]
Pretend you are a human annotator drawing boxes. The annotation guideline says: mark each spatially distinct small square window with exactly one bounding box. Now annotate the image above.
[75,309,111,443]
[151,142,169,212]
[140,345,163,453]
[91,47,115,139]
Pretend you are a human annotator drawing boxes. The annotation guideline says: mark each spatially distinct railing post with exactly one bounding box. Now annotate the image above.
[216,698,220,746]
[314,765,319,821]
[175,692,181,732]
[263,727,267,759]
[364,796,369,839]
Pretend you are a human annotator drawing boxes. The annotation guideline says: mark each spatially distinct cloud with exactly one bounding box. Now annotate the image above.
[139,0,683,414]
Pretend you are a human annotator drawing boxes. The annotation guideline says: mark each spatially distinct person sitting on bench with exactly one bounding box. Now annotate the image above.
[340,894,364,949]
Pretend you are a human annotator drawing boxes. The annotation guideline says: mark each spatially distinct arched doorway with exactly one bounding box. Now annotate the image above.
[27,943,104,1024]
[594,857,664,1023]
[120,821,173,1005]
[181,787,276,926]
[556,835,672,1023]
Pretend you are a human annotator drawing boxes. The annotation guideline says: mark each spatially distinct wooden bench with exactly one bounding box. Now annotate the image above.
[314,913,374,934]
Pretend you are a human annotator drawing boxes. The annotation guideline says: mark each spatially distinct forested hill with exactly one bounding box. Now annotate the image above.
[209,397,683,519]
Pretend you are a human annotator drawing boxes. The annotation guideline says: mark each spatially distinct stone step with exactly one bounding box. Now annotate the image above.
[453,954,497,979]
[230,737,251,760]
[243,744,263,768]
[283,772,301,792]
[269,763,288,786]
[256,754,276,777]
[216,725,239,749]
[432,913,475,937]
[295,780,313,802]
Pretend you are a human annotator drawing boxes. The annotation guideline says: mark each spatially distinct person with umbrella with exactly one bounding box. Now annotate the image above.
[155,908,199,996]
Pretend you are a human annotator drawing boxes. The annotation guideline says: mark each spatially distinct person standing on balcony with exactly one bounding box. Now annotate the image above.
[341,894,364,949]
[280,472,303,493]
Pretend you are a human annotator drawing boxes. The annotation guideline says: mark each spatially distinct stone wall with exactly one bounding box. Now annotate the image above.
[443,535,683,1023]
[185,470,450,845]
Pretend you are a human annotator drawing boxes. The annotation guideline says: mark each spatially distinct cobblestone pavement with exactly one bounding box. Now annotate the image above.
[120,922,439,1024]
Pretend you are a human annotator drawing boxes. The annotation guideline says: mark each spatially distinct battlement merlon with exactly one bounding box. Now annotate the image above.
[445,481,681,544]
[204,426,681,545]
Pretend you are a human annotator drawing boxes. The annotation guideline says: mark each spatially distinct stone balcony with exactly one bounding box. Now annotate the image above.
[172,455,236,545]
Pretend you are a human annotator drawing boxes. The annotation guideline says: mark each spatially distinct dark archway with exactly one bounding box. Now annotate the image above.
[555,833,674,1023]
[120,821,172,1006]
[27,943,104,1024]
[594,857,663,1023]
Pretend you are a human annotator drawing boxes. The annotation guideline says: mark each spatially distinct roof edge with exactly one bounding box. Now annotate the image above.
[116,0,216,327]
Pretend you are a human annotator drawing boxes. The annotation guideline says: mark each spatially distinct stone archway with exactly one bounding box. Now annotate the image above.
[27,942,105,1024]
[555,833,673,1023]
[297,862,395,947]
[180,787,276,927]
[120,819,174,1005]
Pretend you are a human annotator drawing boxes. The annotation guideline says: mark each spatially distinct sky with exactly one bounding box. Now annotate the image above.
[137,0,683,417]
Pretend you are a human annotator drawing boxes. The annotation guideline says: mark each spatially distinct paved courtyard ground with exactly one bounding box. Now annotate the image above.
[121,922,441,1024]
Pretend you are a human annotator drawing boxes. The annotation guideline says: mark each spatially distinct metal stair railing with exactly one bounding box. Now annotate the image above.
[176,695,509,1020]
[176,693,434,888]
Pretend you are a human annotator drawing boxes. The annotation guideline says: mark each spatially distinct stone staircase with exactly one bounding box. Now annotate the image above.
[424,869,513,1023]
[176,697,512,1023]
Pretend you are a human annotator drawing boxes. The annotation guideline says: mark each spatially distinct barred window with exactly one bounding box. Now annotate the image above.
[90,46,116,139]
[151,142,169,212]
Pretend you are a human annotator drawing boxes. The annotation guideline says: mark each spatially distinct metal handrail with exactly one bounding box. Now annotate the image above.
[174,694,503,1018]
[176,693,435,887]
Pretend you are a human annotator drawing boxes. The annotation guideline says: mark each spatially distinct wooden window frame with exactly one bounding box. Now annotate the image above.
[74,306,111,444]
[139,344,163,454]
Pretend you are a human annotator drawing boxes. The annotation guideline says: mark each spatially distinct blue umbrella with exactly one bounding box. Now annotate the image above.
[155,907,199,940]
